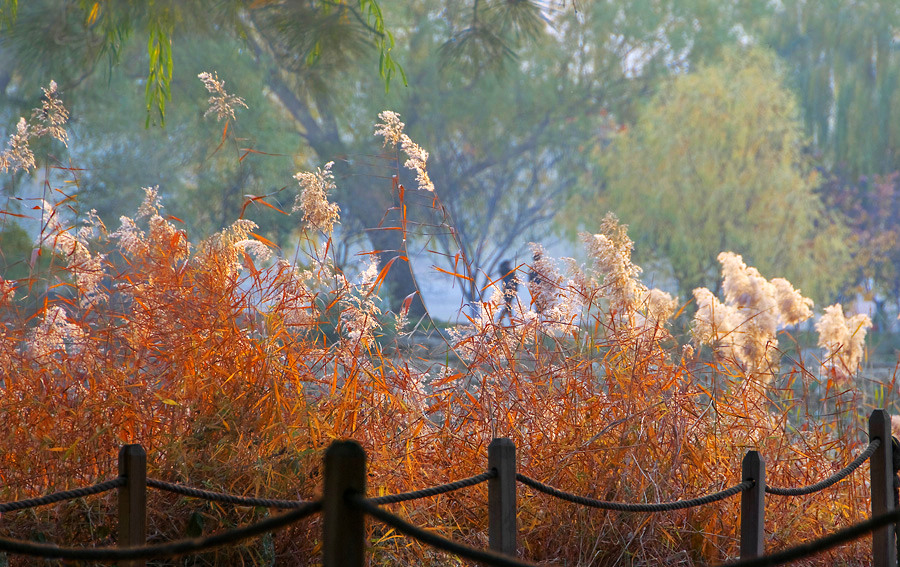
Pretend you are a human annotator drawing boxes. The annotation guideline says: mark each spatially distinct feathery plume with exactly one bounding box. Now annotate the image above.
[0,81,69,173]
[27,305,86,362]
[198,71,248,122]
[692,252,814,375]
[375,111,435,192]
[816,303,872,381]
[32,80,69,145]
[293,162,341,234]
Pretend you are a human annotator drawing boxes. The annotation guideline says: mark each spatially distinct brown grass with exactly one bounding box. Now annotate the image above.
[0,106,893,567]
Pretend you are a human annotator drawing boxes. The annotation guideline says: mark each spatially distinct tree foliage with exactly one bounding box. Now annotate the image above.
[818,170,900,312]
[8,0,897,313]
[0,0,571,315]
[382,0,781,309]
[757,0,900,176]
[580,47,851,303]
[1,35,301,245]
[0,0,402,125]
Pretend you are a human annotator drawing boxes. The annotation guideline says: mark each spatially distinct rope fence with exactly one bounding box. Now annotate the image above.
[0,500,322,561]
[515,474,754,512]
[350,494,539,567]
[366,470,497,505]
[0,409,895,566]
[146,478,314,509]
[764,438,881,496]
[0,477,124,513]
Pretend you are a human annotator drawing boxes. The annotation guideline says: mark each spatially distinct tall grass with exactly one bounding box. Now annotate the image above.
[0,79,893,566]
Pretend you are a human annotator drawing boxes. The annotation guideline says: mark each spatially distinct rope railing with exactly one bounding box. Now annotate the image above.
[349,494,540,567]
[144,470,497,509]
[366,470,496,505]
[351,493,900,567]
[0,409,895,566]
[146,478,313,509]
[0,477,125,513]
[515,473,754,512]
[357,492,900,567]
[0,500,322,561]
[765,438,881,496]
[717,507,900,567]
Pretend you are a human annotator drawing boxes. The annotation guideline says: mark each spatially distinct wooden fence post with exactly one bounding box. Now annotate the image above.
[323,440,366,567]
[740,450,765,559]
[488,438,517,556]
[118,444,147,567]
[870,409,896,567]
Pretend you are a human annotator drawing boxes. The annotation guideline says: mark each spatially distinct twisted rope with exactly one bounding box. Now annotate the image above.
[147,478,311,509]
[349,494,539,567]
[717,507,900,567]
[0,477,125,513]
[516,474,753,512]
[0,499,322,561]
[367,470,496,505]
[765,438,880,496]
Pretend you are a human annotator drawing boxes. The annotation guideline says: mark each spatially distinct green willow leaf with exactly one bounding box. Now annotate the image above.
[358,0,407,90]
[0,0,16,30]
[144,11,174,127]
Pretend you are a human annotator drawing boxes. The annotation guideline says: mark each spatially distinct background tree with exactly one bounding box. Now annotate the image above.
[574,47,852,304]
[817,170,900,328]
[0,0,417,309]
[753,0,900,177]
[375,0,780,312]
[0,0,591,317]
[8,0,888,319]
[0,35,303,247]
[744,0,900,318]
[371,2,596,313]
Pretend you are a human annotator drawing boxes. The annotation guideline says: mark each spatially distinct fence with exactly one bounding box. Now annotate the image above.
[0,410,899,566]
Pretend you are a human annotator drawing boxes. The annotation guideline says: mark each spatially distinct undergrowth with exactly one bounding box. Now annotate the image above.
[0,79,894,567]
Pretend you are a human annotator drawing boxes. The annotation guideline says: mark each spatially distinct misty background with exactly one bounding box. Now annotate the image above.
[1,0,898,333]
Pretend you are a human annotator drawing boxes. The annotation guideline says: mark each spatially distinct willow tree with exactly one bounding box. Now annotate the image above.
[754,0,900,310]
[579,46,852,304]
[756,0,900,177]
